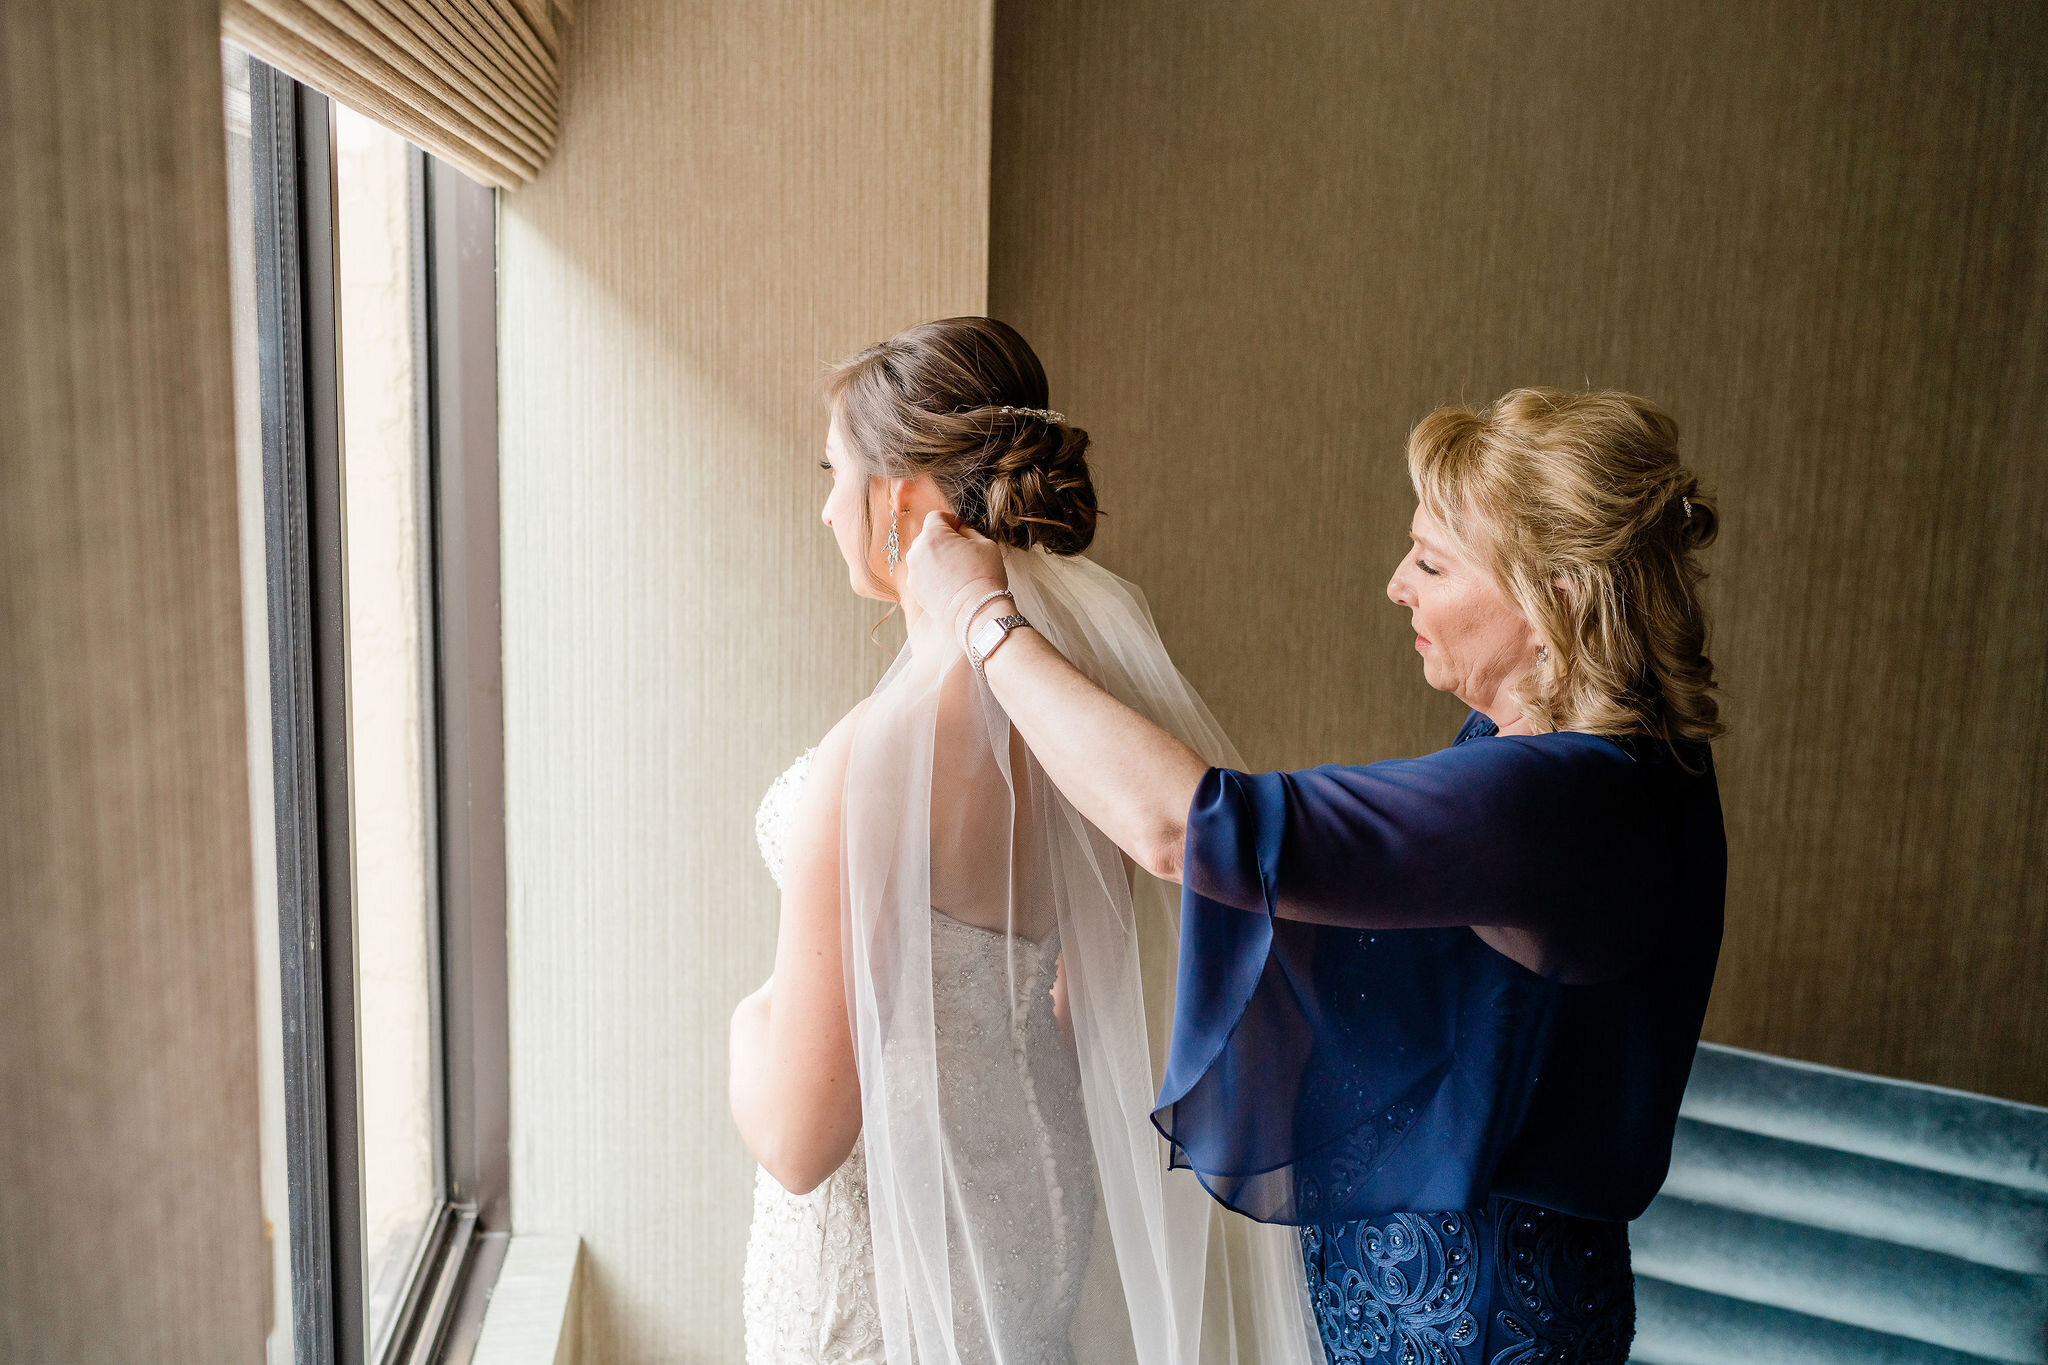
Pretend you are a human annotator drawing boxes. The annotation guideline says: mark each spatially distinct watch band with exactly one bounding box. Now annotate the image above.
[959,588,1014,653]
[968,612,1029,673]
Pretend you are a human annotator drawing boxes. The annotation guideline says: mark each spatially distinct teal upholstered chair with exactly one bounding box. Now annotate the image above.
[1631,1043,2048,1364]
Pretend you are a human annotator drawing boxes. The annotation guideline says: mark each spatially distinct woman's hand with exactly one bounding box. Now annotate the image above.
[905,511,1009,649]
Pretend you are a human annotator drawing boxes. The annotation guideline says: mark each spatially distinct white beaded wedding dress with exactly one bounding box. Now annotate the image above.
[740,548,1319,1365]
[740,746,1096,1365]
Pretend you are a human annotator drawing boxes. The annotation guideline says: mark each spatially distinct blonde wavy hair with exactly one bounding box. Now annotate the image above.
[1407,387,1723,745]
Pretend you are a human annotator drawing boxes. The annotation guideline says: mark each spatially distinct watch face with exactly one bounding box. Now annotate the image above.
[970,613,1022,667]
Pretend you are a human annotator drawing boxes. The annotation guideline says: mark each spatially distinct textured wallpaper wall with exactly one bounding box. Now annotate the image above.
[0,1,267,1359]
[496,1,991,1357]
[989,1,2048,1104]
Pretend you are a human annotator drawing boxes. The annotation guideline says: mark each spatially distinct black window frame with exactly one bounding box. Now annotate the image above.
[245,54,510,1365]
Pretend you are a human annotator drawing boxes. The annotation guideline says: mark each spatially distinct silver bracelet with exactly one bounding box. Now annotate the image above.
[959,588,1014,653]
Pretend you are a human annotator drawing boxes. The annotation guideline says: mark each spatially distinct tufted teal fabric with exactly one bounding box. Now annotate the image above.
[1632,1043,2048,1364]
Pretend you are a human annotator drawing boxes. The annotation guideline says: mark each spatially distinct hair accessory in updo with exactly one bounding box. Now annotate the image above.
[826,318,1098,560]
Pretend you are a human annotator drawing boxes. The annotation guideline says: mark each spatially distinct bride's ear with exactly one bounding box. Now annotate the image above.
[868,475,911,530]
[894,473,947,519]
[874,475,905,516]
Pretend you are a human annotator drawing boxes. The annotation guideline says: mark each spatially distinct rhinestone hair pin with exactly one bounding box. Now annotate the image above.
[1681,495,1694,519]
[996,405,1065,424]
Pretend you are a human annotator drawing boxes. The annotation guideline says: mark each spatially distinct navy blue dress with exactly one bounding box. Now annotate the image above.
[1152,712,1726,1364]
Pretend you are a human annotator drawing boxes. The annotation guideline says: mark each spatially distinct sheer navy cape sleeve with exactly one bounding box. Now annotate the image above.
[1151,712,1726,1226]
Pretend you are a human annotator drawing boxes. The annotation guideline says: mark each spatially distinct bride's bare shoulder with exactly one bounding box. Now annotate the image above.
[821,698,869,750]
[801,698,871,795]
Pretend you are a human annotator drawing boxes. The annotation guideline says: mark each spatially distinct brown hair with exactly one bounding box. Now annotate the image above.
[825,318,1097,589]
[1407,387,1724,746]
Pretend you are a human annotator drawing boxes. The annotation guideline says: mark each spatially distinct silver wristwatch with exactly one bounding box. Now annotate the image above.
[968,611,1030,673]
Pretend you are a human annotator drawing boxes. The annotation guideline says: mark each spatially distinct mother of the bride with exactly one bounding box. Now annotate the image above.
[905,387,1727,1364]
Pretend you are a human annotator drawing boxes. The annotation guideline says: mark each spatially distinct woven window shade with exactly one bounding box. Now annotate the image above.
[221,0,571,188]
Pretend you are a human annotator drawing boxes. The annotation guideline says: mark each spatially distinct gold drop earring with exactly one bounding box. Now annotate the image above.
[886,508,903,576]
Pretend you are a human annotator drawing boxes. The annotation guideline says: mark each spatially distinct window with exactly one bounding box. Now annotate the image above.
[223,44,510,1365]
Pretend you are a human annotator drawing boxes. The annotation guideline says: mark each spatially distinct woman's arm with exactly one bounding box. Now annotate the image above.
[727,703,866,1193]
[903,513,1208,882]
[905,516,1655,948]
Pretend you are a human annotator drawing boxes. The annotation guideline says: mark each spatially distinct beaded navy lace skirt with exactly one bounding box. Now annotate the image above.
[1300,1197,1632,1364]
[1150,711,1725,1365]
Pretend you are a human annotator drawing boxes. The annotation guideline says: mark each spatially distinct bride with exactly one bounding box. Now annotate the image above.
[728,318,1315,1365]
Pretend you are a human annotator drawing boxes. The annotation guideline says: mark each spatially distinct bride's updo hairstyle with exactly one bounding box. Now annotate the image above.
[826,317,1097,573]
[1408,387,1724,746]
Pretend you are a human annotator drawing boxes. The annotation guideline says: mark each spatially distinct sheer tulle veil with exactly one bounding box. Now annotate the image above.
[840,545,1321,1365]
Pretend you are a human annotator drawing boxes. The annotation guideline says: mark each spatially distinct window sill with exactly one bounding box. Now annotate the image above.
[471,1235,582,1365]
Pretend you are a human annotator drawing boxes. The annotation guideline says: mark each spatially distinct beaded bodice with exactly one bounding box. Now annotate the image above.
[740,750,1094,1364]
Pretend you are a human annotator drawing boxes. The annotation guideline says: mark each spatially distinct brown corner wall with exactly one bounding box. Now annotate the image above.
[991,1,2048,1103]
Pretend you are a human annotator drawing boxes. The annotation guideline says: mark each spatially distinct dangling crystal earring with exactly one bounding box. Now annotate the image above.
[886,508,902,576]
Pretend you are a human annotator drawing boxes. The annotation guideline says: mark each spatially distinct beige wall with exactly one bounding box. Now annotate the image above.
[496,0,991,1357]
[0,1,268,1360]
[990,1,2048,1104]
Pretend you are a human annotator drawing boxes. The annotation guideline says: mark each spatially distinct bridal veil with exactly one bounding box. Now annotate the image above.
[839,546,1321,1365]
